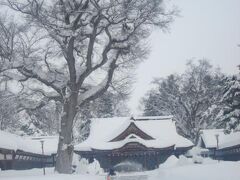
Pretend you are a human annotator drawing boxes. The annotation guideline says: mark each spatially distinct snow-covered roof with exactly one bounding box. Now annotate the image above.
[199,129,225,149]
[25,136,59,155]
[0,130,32,152]
[199,129,240,149]
[75,116,193,151]
[219,131,240,149]
[0,130,58,155]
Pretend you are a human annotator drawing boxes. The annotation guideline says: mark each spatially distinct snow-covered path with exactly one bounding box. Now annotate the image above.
[112,175,148,180]
[0,168,104,180]
[0,161,240,180]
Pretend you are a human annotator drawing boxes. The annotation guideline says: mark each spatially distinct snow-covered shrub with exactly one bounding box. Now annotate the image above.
[75,158,103,175]
[87,159,104,175]
[160,155,179,168]
[177,155,193,166]
[76,158,89,174]
[188,147,204,164]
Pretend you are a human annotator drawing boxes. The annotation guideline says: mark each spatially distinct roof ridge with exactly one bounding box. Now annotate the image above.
[91,116,174,121]
[134,116,173,121]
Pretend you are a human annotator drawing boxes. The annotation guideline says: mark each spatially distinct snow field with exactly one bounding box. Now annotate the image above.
[150,161,240,180]
[1,159,240,180]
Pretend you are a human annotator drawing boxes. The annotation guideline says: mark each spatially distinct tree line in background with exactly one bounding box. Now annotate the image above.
[141,60,240,142]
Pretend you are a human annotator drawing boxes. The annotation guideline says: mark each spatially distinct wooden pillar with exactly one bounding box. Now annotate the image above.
[109,154,112,168]
[144,153,146,170]
[52,154,55,167]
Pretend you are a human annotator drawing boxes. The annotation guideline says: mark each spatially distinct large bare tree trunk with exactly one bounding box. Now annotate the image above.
[3,0,175,174]
[55,93,78,174]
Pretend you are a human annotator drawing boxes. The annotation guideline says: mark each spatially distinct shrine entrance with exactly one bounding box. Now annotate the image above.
[114,160,143,172]
[80,142,175,171]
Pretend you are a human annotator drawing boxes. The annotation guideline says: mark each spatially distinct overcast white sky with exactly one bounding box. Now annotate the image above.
[128,0,240,115]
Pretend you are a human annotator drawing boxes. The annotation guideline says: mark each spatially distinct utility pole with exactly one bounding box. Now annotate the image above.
[215,134,219,162]
[40,140,46,175]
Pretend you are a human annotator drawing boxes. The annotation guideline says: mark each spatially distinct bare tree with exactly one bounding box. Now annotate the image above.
[0,90,20,131]
[0,0,175,173]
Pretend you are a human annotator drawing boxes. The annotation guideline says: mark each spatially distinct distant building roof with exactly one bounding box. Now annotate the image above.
[0,130,58,155]
[219,131,240,149]
[75,116,193,151]
[26,136,59,155]
[198,129,240,149]
[198,129,225,149]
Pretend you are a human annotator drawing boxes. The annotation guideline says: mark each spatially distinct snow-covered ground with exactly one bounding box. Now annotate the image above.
[1,159,240,180]
[0,168,105,180]
[150,161,240,180]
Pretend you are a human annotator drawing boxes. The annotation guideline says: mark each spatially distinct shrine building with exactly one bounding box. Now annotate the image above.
[74,116,193,171]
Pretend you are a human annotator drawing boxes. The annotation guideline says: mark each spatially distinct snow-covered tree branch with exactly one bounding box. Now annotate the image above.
[0,0,176,173]
[142,60,226,142]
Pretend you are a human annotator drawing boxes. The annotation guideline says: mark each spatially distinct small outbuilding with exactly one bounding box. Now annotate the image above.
[75,116,193,171]
[197,129,240,161]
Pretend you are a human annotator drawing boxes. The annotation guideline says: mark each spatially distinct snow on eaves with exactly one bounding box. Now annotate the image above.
[75,116,193,151]
[0,130,20,151]
[25,136,59,155]
[199,129,240,149]
[134,116,174,120]
[0,130,58,155]
[219,131,240,149]
[76,133,175,151]
[199,129,225,149]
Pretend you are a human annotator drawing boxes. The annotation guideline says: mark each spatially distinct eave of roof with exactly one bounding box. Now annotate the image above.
[75,116,193,151]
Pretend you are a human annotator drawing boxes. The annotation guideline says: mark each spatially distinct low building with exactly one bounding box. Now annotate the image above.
[0,130,58,170]
[75,116,193,171]
[197,129,240,160]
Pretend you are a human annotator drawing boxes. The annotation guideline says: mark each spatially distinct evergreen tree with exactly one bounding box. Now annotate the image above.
[217,68,240,131]
[142,90,163,116]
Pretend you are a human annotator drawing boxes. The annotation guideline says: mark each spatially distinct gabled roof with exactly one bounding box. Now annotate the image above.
[75,116,193,151]
[198,129,240,149]
[109,121,155,142]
